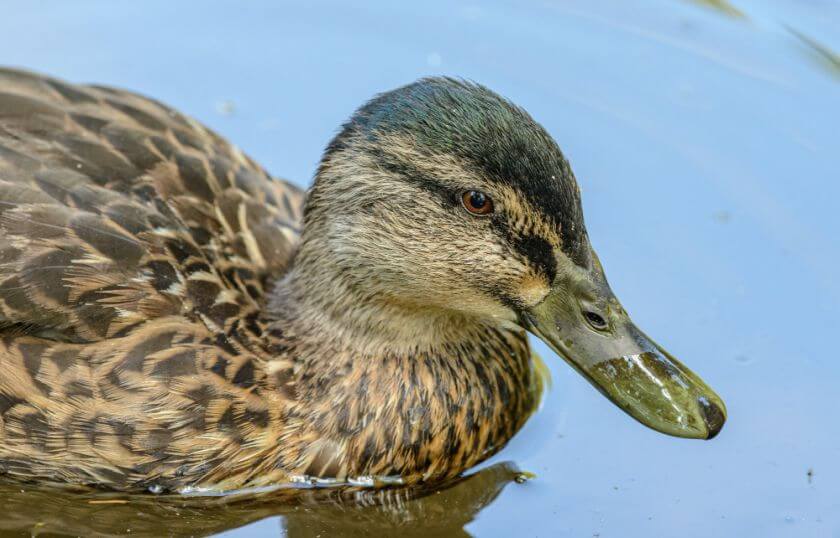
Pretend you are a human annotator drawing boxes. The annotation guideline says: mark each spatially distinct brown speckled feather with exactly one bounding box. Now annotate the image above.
[0,68,304,490]
[0,69,545,493]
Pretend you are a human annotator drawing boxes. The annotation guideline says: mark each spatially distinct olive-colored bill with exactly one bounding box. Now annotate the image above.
[520,286,726,440]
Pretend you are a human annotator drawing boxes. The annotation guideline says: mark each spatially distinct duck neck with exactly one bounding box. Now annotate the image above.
[267,259,539,481]
[264,232,540,482]
[268,247,482,358]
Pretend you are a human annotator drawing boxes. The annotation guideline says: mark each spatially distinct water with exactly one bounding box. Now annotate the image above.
[0,0,838,536]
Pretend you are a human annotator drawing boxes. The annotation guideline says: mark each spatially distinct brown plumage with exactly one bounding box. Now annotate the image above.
[0,67,726,493]
[0,69,547,492]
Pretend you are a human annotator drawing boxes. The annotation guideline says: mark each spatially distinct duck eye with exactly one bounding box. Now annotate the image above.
[461,190,494,215]
[584,311,608,330]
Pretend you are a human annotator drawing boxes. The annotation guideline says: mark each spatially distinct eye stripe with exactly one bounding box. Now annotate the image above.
[370,149,456,208]
[371,147,558,281]
[491,220,557,283]
[511,234,557,283]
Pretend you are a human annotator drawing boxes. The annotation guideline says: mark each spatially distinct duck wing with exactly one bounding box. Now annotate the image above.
[0,67,304,341]
[0,68,305,489]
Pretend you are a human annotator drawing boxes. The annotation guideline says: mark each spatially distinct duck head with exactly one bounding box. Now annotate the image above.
[304,77,725,440]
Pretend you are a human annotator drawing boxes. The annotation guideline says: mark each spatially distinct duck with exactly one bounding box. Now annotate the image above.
[0,68,726,493]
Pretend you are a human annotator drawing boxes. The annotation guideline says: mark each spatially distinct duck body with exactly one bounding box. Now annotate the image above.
[0,69,539,491]
[0,68,725,492]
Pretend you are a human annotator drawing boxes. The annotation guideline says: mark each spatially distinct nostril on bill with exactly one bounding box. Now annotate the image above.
[698,397,726,440]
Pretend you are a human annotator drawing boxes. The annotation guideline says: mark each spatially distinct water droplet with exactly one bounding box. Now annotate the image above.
[514,471,536,484]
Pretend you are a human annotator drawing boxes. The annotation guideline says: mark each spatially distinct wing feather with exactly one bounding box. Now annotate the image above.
[0,67,304,340]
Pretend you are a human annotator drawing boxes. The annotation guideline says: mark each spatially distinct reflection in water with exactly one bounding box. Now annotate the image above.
[0,463,521,537]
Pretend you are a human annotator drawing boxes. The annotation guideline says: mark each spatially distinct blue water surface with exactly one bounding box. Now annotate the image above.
[1,1,838,536]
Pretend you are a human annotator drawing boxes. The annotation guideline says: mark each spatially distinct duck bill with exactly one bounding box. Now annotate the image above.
[521,288,726,440]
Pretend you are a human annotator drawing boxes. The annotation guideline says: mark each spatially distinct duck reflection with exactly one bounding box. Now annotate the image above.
[0,462,522,537]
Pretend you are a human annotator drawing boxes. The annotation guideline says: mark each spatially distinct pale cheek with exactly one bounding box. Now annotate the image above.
[517,272,551,307]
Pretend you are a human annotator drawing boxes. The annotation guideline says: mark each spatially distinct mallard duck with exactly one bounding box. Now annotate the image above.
[0,68,726,493]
